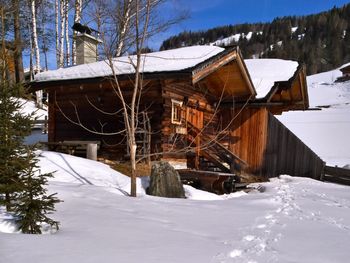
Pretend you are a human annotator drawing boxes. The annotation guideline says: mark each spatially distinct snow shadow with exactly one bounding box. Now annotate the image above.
[41,152,93,185]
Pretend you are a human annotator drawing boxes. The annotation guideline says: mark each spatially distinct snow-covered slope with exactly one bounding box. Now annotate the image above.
[1,153,350,262]
[210,31,261,46]
[277,64,350,166]
[18,98,47,121]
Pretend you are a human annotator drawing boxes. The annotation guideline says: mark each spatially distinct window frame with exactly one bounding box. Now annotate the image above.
[171,99,183,125]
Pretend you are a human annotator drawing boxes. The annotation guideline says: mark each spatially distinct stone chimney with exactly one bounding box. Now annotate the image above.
[75,33,102,65]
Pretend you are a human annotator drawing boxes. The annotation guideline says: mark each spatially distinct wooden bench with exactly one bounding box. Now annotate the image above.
[39,140,101,160]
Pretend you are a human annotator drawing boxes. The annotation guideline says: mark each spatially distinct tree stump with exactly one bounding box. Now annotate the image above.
[148,161,185,198]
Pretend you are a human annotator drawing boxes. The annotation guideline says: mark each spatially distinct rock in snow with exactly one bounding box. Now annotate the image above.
[148,161,185,198]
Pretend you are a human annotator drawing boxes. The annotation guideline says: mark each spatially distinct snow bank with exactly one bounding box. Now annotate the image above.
[34,46,225,82]
[2,173,350,262]
[245,59,299,99]
[38,151,146,195]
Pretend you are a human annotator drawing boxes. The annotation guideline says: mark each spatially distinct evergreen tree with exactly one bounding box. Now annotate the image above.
[0,20,60,232]
[14,149,60,234]
[0,77,60,234]
[0,79,31,211]
[160,3,350,75]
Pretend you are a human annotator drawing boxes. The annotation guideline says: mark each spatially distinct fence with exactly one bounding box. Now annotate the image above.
[323,166,350,186]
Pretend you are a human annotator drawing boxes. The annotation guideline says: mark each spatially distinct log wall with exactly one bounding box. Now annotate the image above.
[221,107,268,174]
[160,79,218,161]
[48,79,164,160]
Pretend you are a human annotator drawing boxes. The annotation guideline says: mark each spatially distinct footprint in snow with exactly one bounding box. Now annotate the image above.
[243,235,256,242]
[229,249,243,258]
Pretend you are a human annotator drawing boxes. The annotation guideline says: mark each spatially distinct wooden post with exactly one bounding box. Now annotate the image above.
[86,143,97,161]
[43,115,48,134]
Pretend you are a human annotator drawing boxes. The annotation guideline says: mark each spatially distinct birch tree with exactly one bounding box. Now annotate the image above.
[30,0,42,108]
[58,0,65,68]
[55,0,59,67]
[64,0,70,66]
[72,0,82,65]
[115,0,133,57]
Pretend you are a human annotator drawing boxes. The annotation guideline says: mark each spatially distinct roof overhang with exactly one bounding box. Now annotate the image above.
[191,47,256,101]
[252,64,309,113]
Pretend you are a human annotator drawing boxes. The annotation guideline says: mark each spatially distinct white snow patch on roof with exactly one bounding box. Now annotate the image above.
[244,59,299,99]
[34,46,225,82]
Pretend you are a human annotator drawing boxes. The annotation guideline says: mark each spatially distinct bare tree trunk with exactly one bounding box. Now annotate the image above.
[40,0,49,70]
[13,0,24,83]
[27,23,34,81]
[59,0,65,68]
[129,140,137,197]
[115,0,133,57]
[30,0,42,108]
[55,0,59,68]
[64,0,70,66]
[72,0,82,65]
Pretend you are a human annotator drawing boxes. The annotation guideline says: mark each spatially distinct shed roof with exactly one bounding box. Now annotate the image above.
[244,59,299,99]
[340,63,350,72]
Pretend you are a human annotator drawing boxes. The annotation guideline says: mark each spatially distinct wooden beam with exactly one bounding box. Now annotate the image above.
[192,51,237,83]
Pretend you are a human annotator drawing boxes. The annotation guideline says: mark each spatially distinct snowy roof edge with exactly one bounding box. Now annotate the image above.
[32,46,231,84]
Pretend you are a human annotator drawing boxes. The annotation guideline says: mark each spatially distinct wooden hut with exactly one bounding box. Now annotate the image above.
[30,45,324,180]
[337,63,350,82]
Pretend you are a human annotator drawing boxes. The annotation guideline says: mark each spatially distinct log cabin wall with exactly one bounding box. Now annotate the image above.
[221,107,269,174]
[262,113,324,179]
[47,79,163,160]
[160,79,219,163]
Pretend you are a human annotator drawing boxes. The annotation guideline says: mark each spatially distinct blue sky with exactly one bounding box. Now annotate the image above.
[154,0,350,47]
[27,0,350,70]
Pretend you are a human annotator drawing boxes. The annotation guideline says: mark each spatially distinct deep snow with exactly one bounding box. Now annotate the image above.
[277,64,350,166]
[1,152,350,262]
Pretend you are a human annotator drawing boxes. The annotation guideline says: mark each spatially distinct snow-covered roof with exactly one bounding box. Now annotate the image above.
[34,46,225,82]
[244,59,299,99]
[340,62,350,71]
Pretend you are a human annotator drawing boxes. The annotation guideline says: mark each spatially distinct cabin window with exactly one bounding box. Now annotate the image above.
[171,99,183,124]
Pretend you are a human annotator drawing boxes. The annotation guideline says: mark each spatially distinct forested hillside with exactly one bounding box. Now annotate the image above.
[160,4,350,75]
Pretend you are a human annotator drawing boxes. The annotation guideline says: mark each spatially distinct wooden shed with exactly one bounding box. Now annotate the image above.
[30,45,324,180]
[337,63,350,82]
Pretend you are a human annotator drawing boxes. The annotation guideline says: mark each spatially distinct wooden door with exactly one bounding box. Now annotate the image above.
[186,107,203,169]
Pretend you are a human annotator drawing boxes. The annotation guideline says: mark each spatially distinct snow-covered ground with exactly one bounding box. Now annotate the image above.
[18,98,47,122]
[277,64,350,167]
[1,152,350,262]
[2,61,350,262]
